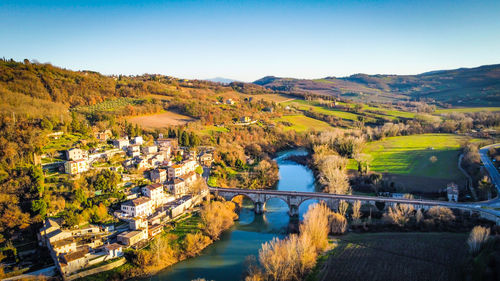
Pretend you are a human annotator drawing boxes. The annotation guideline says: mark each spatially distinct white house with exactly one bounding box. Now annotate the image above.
[121,197,153,217]
[65,148,88,161]
[104,243,123,258]
[447,183,459,202]
[132,136,144,145]
[150,168,167,183]
[64,159,89,175]
[142,145,158,155]
[167,160,199,179]
[113,138,130,149]
[142,183,166,207]
[127,145,141,157]
[148,153,165,167]
[167,172,198,197]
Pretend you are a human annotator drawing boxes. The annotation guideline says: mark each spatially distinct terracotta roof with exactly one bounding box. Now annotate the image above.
[180,171,197,180]
[122,197,151,207]
[61,248,88,264]
[104,243,122,251]
[144,183,163,191]
[52,238,75,248]
[167,177,184,185]
[118,230,143,239]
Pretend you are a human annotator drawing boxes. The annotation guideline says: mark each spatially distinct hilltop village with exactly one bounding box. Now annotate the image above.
[37,132,212,279]
[1,59,500,280]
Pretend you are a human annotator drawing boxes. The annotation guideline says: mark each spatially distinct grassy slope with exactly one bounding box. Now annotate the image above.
[282,98,415,121]
[434,107,500,114]
[350,134,471,192]
[275,115,334,132]
[312,232,468,281]
[282,99,361,121]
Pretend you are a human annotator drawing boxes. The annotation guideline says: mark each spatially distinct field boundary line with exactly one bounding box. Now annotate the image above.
[336,237,457,268]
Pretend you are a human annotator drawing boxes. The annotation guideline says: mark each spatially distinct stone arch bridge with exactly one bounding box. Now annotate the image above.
[209,187,500,223]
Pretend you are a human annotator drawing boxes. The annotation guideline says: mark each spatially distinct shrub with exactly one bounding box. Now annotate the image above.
[300,203,331,252]
[467,226,490,256]
[426,206,455,225]
[329,212,348,234]
[351,200,361,223]
[338,200,348,217]
[200,201,238,239]
[184,232,211,257]
[383,204,414,227]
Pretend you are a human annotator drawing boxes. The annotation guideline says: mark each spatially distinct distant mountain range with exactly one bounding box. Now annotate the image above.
[205,77,239,84]
[253,64,500,106]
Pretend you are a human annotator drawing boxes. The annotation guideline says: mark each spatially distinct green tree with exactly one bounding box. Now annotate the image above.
[189,132,200,147]
[40,118,53,131]
[31,199,47,219]
[75,188,87,205]
[181,131,190,147]
[195,165,204,175]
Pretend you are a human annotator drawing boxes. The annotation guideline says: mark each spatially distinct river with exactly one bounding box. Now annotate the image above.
[149,149,317,281]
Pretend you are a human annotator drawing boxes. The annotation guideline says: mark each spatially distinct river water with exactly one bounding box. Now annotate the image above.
[150,149,317,281]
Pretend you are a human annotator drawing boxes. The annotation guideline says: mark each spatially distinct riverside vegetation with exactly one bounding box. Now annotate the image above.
[0,58,499,279]
[82,199,238,280]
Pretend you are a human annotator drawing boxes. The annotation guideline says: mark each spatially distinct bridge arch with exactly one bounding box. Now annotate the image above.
[263,196,289,213]
[298,198,320,214]
[229,194,256,206]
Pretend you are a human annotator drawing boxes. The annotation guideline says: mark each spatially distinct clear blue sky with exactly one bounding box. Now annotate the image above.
[1,0,499,82]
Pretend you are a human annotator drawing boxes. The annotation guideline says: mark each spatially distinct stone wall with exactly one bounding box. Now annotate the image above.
[65,257,126,281]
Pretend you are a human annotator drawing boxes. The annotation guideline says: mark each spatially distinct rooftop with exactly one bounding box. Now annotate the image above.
[118,230,144,239]
[144,183,163,191]
[52,238,75,248]
[104,243,123,251]
[61,248,88,264]
[122,197,151,207]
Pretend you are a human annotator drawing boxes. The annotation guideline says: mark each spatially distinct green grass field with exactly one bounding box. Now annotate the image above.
[282,99,362,121]
[199,125,230,135]
[275,115,334,132]
[43,133,82,153]
[282,99,415,122]
[362,104,416,119]
[312,232,468,281]
[434,107,500,114]
[350,134,472,192]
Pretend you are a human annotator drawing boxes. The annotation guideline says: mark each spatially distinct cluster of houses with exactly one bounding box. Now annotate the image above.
[38,218,123,277]
[58,131,214,177]
[39,131,215,278]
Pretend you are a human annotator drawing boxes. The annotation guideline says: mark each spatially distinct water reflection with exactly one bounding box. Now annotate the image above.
[152,149,316,281]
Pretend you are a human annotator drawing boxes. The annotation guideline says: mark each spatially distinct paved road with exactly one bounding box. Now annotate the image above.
[479,144,500,208]
[211,145,500,223]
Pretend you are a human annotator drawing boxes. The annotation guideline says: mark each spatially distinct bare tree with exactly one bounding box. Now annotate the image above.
[329,212,348,234]
[200,201,238,239]
[188,178,208,196]
[300,203,331,252]
[384,203,414,227]
[427,206,455,224]
[338,200,348,217]
[351,200,362,223]
[468,226,490,255]
[416,209,424,224]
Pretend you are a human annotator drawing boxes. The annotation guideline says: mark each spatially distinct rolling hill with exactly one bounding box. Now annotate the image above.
[254,64,500,106]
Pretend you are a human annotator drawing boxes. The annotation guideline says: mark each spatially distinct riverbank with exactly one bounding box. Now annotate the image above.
[145,148,317,280]
[81,201,238,281]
